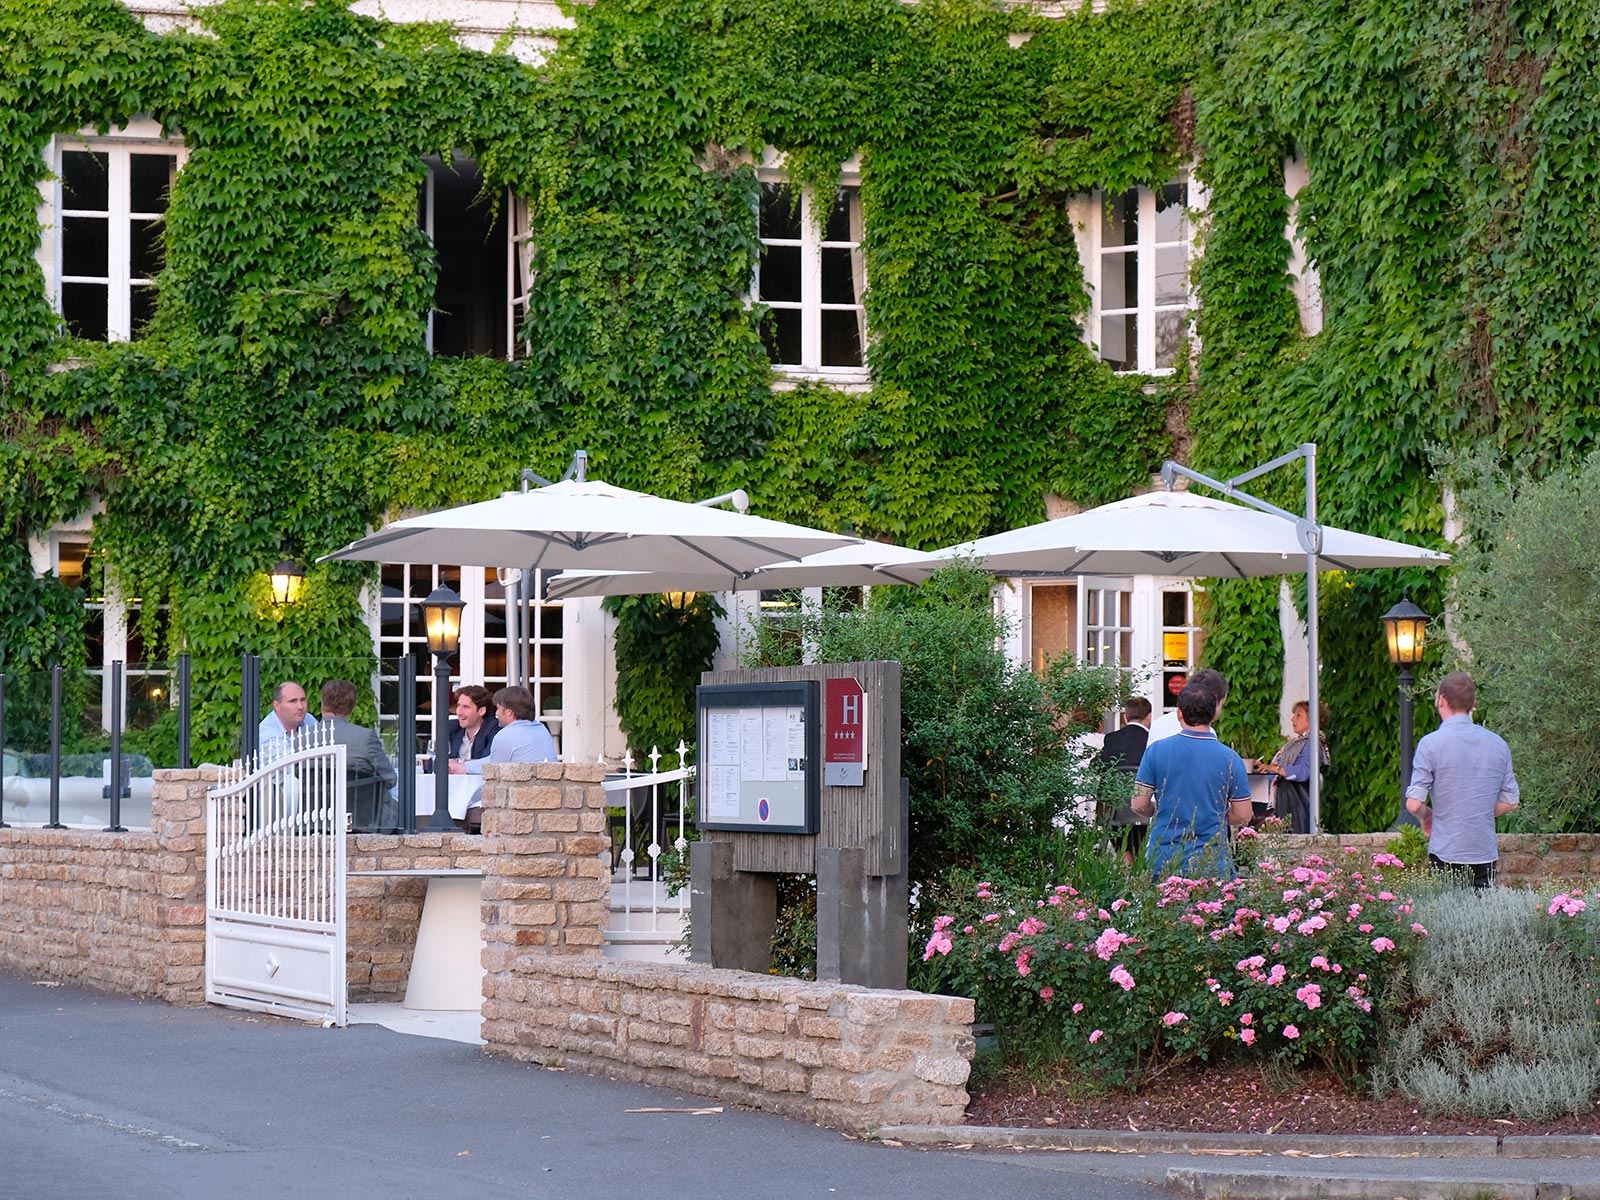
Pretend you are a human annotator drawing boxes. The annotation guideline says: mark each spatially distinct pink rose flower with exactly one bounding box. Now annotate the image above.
[1162,1011,1187,1026]
[1110,964,1136,991]
[1240,1012,1253,1025]
[1089,1029,1103,1044]
[1370,936,1395,953]
[1283,1024,1300,1039]
[1240,1028,1256,1046]
[1039,986,1054,1002]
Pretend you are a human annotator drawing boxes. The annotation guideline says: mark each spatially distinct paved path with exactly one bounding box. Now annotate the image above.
[0,971,1164,1200]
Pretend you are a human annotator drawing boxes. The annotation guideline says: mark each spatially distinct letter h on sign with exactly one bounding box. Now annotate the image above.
[824,676,866,787]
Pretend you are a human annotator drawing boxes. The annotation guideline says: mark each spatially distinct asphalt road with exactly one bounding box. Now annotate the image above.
[0,970,1169,1200]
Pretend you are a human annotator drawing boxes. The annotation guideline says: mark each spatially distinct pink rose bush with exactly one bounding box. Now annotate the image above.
[923,850,1425,1086]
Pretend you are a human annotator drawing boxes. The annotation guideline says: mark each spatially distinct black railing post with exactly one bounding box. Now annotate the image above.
[397,652,417,834]
[106,660,126,832]
[241,652,260,761]
[432,653,450,830]
[0,671,8,828]
[46,664,65,829]
[177,653,192,769]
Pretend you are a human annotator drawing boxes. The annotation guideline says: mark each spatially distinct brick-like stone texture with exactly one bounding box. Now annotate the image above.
[0,771,210,1004]
[1287,832,1600,889]
[475,761,974,1129]
[481,956,974,1130]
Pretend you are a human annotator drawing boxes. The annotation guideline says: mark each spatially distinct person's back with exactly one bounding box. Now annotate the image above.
[1412,716,1514,864]
[1138,733,1249,877]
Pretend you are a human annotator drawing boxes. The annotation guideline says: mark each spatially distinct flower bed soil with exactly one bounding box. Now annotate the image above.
[966,1062,1600,1137]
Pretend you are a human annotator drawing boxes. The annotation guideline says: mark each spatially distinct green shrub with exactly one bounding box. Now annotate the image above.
[1379,886,1600,1120]
[926,844,1424,1088]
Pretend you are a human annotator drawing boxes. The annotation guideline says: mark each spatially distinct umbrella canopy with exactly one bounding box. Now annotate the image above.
[321,478,861,573]
[543,540,941,601]
[935,490,1450,578]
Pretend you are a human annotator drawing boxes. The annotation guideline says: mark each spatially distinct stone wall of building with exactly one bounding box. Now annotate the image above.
[0,769,209,1003]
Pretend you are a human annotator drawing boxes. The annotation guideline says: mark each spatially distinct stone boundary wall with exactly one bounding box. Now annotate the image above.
[476,761,975,1129]
[1283,832,1600,888]
[0,768,485,1003]
[346,831,485,999]
[486,956,973,1130]
[0,769,208,1003]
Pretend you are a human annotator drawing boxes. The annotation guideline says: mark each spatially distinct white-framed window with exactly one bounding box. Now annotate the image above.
[1082,582,1134,668]
[419,155,532,360]
[755,180,867,379]
[1158,586,1204,712]
[50,535,170,731]
[373,562,565,754]
[1077,180,1193,374]
[40,122,184,342]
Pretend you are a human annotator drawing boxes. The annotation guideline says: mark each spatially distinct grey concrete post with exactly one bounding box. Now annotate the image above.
[689,840,777,973]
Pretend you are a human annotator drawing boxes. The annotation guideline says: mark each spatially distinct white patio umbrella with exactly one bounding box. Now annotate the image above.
[936,490,1451,577]
[321,477,862,574]
[931,468,1451,835]
[542,540,941,601]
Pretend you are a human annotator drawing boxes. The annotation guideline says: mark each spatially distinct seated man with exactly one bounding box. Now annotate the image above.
[319,678,397,833]
[447,685,500,766]
[450,685,555,831]
[1098,696,1153,863]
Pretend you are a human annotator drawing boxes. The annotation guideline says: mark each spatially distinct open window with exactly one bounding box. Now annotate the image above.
[419,155,532,360]
[1075,180,1194,374]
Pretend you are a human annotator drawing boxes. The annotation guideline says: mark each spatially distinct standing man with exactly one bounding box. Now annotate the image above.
[1404,672,1518,890]
[1132,679,1253,879]
[320,679,398,832]
[1100,696,1154,864]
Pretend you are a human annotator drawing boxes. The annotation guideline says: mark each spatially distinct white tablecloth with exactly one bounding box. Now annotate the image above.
[412,772,484,820]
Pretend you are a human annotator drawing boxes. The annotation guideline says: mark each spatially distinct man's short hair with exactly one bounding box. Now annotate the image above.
[1123,696,1152,723]
[455,685,493,716]
[1437,672,1476,714]
[272,680,304,703]
[493,685,538,723]
[1177,681,1220,726]
[1191,668,1229,700]
[320,678,357,717]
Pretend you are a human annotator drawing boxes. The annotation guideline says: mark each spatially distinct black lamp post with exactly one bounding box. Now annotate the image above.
[1381,597,1429,828]
[269,559,305,607]
[422,585,465,828]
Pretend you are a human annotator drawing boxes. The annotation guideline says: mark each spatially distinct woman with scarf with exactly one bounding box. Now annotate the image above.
[1256,700,1329,834]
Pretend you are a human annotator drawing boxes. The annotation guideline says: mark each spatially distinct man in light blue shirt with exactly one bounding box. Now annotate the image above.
[256,680,319,823]
[1405,671,1518,890]
[450,684,555,831]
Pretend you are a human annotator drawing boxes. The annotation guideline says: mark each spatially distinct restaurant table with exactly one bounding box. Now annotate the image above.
[411,772,484,821]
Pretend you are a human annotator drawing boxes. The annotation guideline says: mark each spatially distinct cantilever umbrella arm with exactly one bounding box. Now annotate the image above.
[1161,444,1327,836]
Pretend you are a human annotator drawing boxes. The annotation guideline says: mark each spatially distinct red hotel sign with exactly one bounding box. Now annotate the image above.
[824,676,866,787]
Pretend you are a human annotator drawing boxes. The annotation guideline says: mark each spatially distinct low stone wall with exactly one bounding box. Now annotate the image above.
[484,957,973,1130]
[1280,832,1600,888]
[346,831,485,999]
[475,761,975,1129]
[0,769,208,1003]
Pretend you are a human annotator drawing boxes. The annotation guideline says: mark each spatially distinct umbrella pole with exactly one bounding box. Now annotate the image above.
[1305,445,1321,835]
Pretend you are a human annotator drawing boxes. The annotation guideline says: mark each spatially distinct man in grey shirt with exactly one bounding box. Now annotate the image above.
[1404,671,1519,890]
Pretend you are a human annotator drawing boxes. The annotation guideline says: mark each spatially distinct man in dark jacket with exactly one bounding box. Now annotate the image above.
[1098,697,1152,863]
[447,685,500,763]
[320,678,397,832]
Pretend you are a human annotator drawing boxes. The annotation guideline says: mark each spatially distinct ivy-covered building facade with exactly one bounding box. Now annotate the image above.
[6,0,1597,831]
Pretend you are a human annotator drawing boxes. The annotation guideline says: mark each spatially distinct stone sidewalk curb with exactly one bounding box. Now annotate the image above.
[877,1124,1600,1160]
[1166,1168,1600,1200]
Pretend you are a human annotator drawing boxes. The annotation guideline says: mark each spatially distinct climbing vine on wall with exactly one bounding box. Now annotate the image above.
[3,0,1597,828]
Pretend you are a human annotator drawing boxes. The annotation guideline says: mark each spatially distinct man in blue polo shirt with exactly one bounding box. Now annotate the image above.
[1131,677,1253,879]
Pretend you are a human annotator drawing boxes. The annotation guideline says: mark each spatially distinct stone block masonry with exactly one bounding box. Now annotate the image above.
[475,761,974,1130]
[0,770,210,1004]
[481,956,974,1131]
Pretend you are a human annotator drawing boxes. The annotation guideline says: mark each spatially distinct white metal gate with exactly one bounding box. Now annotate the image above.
[205,727,348,1025]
